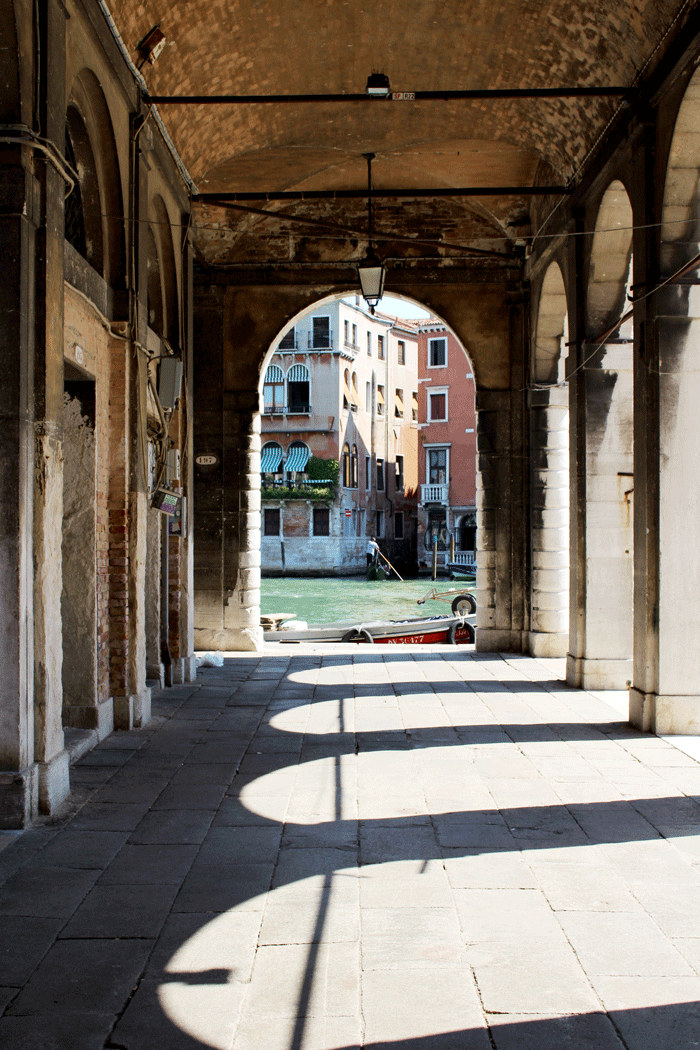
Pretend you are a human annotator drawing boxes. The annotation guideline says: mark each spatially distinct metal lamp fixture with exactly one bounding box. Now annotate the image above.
[357,153,386,312]
[365,73,391,97]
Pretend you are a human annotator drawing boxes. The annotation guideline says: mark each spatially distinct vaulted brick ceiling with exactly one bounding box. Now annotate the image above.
[108,0,689,263]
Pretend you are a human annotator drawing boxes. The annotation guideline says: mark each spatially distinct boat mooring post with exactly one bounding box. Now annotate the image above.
[432,537,438,581]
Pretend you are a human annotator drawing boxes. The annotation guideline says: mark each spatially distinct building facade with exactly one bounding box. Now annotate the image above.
[416,322,477,574]
[260,299,420,575]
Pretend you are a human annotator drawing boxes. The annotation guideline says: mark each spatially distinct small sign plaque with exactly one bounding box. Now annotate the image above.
[196,454,218,466]
[74,345,84,365]
[345,509,352,517]
[392,92,415,101]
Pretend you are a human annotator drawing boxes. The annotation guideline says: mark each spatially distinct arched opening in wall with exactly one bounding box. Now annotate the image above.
[253,292,477,587]
[68,70,126,290]
[573,179,634,688]
[529,261,570,658]
[152,196,179,350]
[146,226,164,337]
[65,105,103,273]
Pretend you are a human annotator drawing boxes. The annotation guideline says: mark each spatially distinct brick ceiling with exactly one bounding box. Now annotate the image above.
[107,0,690,264]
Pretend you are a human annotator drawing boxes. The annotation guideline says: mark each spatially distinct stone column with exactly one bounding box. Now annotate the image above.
[475,389,527,653]
[528,387,569,657]
[0,161,39,827]
[630,290,700,732]
[567,343,634,689]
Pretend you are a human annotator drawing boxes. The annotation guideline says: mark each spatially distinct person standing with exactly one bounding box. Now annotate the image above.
[366,536,379,567]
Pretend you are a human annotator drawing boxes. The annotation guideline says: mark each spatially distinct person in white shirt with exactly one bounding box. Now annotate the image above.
[366,536,379,567]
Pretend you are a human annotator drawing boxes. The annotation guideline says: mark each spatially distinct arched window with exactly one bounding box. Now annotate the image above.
[351,444,358,488]
[285,441,310,476]
[65,105,103,273]
[261,441,283,478]
[342,443,351,488]
[287,363,310,413]
[263,364,285,413]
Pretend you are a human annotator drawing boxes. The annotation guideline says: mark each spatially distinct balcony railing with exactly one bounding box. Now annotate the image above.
[451,550,476,568]
[285,403,312,415]
[421,483,449,504]
[307,334,334,350]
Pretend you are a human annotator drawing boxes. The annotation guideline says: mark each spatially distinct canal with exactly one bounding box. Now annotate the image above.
[260,576,475,627]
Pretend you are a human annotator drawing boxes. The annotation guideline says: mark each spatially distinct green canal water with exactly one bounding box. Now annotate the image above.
[260,576,475,627]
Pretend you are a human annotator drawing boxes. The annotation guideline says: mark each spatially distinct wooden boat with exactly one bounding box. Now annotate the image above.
[270,613,475,645]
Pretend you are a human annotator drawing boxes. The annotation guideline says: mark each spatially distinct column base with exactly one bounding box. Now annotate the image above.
[38,750,70,814]
[0,767,38,829]
[194,627,264,652]
[629,687,700,734]
[146,663,165,689]
[63,698,114,742]
[114,687,151,730]
[475,628,527,654]
[528,631,568,658]
[566,655,632,690]
[170,656,197,684]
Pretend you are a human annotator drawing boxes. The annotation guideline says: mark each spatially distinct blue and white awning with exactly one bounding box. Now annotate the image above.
[260,445,283,472]
[285,445,310,472]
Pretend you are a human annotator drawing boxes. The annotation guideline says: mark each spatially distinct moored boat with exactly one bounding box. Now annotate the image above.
[268,613,475,645]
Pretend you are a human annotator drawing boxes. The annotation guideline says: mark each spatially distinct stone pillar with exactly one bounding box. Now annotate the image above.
[475,389,527,653]
[630,291,700,732]
[567,343,634,689]
[0,162,39,827]
[528,387,569,657]
[194,391,263,652]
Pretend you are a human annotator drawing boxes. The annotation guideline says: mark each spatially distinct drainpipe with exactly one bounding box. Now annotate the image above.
[161,516,173,686]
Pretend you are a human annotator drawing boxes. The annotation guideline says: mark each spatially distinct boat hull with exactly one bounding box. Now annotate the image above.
[270,615,475,645]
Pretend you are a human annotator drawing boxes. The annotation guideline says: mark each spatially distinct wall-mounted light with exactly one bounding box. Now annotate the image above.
[137,26,167,68]
[366,73,391,98]
[356,153,386,312]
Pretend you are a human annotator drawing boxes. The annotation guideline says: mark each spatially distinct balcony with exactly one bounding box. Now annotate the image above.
[421,483,449,505]
[307,334,334,351]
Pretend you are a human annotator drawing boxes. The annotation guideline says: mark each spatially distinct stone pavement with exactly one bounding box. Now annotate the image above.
[1,645,700,1050]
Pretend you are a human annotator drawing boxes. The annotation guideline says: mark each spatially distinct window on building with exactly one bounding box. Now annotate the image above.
[429,337,447,367]
[376,510,384,537]
[376,458,385,491]
[428,448,448,485]
[287,364,311,413]
[377,335,385,360]
[377,385,385,416]
[412,391,418,422]
[396,455,404,491]
[366,381,371,413]
[352,323,357,347]
[312,315,331,348]
[395,388,404,418]
[342,443,351,487]
[261,441,283,478]
[367,332,372,356]
[263,365,285,413]
[344,319,350,345]
[264,508,281,536]
[285,441,310,479]
[351,444,358,488]
[394,511,404,539]
[365,456,371,490]
[428,390,447,421]
[279,327,295,350]
[397,340,405,365]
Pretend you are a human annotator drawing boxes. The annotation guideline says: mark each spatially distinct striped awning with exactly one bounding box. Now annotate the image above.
[260,445,283,472]
[285,445,310,472]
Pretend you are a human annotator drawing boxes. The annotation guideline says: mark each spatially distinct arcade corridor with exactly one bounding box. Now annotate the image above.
[1,644,699,1049]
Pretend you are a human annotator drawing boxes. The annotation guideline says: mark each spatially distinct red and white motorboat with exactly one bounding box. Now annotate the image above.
[269,614,475,645]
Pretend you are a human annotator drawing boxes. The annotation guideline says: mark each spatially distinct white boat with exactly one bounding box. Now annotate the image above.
[268,613,475,645]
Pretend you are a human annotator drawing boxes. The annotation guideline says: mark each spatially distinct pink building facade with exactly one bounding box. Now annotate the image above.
[416,321,477,574]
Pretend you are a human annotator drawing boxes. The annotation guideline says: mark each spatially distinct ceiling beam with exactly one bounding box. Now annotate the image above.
[147,87,633,105]
[196,186,571,202]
